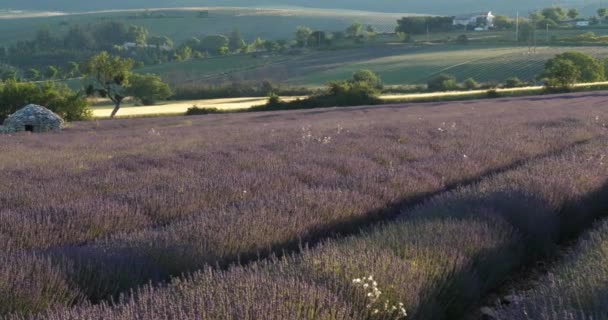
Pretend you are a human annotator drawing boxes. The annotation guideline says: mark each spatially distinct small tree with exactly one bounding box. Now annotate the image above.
[25,68,40,81]
[542,59,580,89]
[295,26,313,47]
[45,66,59,80]
[352,69,383,90]
[66,62,80,78]
[427,74,458,92]
[84,52,134,119]
[544,51,605,83]
[463,78,478,90]
[346,22,363,39]
[598,8,607,21]
[567,9,579,20]
[127,73,172,105]
[228,29,246,52]
[504,77,524,88]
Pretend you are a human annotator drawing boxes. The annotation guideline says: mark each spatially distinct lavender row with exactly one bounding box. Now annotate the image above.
[496,219,608,319]
[10,125,608,320]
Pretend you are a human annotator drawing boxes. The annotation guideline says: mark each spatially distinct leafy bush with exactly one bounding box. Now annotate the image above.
[0,80,91,122]
[185,106,222,115]
[256,70,382,111]
[541,51,605,87]
[504,77,524,88]
[463,78,478,90]
[352,69,383,90]
[542,59,581,90]
[127,73,172,105]
[172,82,314,100]
[428,74,459,92]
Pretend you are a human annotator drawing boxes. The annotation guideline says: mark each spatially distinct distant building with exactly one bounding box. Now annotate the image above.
[453,12,495,30]
[122,42,172,51]
[560,20,590,27]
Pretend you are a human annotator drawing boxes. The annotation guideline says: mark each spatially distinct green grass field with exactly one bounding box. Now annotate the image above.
[140,44,608,86]
[0,7,407,45]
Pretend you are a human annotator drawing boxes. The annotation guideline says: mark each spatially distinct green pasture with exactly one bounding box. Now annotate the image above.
[141,44,608,86]
[0,7,406,45]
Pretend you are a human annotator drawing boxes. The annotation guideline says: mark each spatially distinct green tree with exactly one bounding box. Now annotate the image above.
[127,25,148,45]
[346,22,363,38]
[0,81,91,121]
[63,25,96,50]
[518,21,535,43]
[567,9,579,20]
[543,51,605,83]
[463,78,478,90]
[541,59,580,89]
[295,26,313,47]
[127,73,172,105]
[84,52,134,119]
[175,46,193,61]
[365,25,377,40]
[228,29,246,52]
[0,68,17,82]
[45,66,59,79]
[352,69,383,90]
[200,35,229,55]
[541,7,566,22]
[66,62,80,78]
[149,35,173,50]
[505,77,524,88]
[598,8,607,21]
[529,11,543,22]
[493,15,515,30]
[25,68,40,81]
[427,74,458,92]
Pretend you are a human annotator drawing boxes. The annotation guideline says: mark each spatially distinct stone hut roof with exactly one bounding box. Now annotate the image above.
[2,104,64,133]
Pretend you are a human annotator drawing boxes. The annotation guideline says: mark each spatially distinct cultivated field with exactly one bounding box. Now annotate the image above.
[1,92,607,319]
[148,45,608,87]
[91,97,307,118]
[0,7,406,45]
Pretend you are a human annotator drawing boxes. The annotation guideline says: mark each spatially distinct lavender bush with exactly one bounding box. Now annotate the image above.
[1,93,607,318]
[10,112,608,320]
[496,219,608,320]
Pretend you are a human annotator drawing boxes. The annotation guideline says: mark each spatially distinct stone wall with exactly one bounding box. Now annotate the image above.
[2,104,63,133]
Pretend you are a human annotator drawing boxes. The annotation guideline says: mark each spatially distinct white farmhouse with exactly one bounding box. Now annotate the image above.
[453,12,495,30]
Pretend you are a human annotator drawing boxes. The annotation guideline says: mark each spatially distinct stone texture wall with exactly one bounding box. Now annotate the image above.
[2,104,63,133]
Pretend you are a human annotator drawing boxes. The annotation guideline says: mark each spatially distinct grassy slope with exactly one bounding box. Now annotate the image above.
[139,44,608,87]
[0,7,405,45]
[0,0,599,15]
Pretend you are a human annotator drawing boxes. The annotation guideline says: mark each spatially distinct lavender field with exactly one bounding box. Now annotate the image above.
[1,92,607,319]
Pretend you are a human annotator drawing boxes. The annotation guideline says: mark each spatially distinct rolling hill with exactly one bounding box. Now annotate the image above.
[0,0,602,15]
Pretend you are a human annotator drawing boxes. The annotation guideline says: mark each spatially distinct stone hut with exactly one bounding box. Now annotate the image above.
[2,104,64,133]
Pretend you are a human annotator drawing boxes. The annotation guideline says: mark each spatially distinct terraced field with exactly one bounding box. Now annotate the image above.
[1,92,607,319]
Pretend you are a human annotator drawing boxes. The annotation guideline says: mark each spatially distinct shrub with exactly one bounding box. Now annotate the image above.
[463,78,478,90]
[352,69,383,90]
[542,59,581,90]
[0,80,91,122]
[172,82,314,100]
[541,51,605,85]
[185,106,222,115]
[504,77,524,88]
[428,74,458,92]
[127,73,172,105]
[257,70,382,111]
